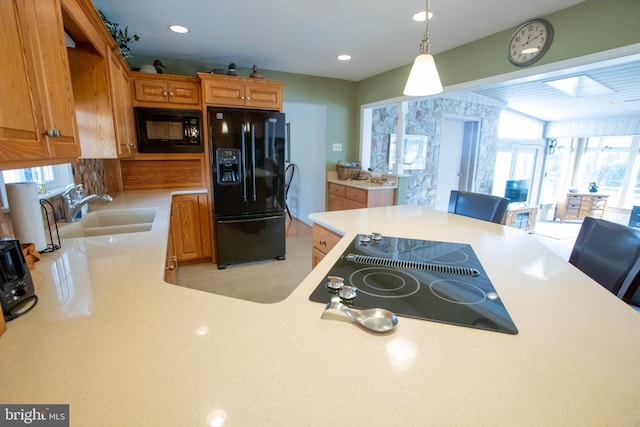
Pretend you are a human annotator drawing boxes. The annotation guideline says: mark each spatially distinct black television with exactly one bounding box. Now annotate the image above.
[504,179,529,203]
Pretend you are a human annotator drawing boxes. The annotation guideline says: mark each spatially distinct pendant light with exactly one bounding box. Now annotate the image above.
[403,0,443,96]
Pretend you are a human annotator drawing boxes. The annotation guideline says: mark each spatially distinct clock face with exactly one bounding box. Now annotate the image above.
[508,19,554,67]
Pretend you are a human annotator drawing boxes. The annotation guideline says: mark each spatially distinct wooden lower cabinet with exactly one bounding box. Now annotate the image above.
[328,182,396,211]
[311,223,341,268]
[170,193,212,263]
[165,224,177,284]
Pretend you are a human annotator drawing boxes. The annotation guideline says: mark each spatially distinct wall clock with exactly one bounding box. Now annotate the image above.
[507,19,554,67]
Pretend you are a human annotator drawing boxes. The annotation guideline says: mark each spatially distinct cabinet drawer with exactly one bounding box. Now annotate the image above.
[312,223,341,254]
[567,196,582,204]
[345,187,367,204]
[328,183,346,198]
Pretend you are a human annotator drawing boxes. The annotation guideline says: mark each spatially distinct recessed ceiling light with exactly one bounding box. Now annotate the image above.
[412,11,433,22]
[337,54,351,61]
[168,25,189,34]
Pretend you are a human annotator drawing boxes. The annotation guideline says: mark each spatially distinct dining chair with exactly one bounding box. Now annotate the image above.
[616,257,640,312]
[448,190,510,224]
[569,217,640,300]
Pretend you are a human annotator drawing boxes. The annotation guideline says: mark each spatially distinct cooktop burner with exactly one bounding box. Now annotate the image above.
[309,234,518,334]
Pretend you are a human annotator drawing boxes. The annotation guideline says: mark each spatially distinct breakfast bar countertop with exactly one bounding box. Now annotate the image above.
[0,192,639,426]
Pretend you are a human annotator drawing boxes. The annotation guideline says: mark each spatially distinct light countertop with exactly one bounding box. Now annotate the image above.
[327,178,397,190]
[1,194,639,426]
[327,170,397,190]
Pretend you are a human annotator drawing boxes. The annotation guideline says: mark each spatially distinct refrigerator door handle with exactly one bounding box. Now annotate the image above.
[285,123,291,163]
[241,124,247,202]
[251,124,257,202]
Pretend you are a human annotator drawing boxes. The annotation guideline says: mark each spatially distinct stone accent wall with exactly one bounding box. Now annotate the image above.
[371,105,398,171]
[370,94,502,208]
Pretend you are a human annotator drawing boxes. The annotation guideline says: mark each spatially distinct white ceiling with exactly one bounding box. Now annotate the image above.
[91,0,640,123]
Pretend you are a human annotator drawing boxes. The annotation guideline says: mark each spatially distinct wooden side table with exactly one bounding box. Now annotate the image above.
[555,192,608,223]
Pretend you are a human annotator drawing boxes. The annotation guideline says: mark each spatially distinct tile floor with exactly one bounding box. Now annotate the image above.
[175,217,312,304]
[175,217,583,303]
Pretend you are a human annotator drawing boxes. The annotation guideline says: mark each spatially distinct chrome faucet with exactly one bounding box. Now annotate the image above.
[61,184,113,222]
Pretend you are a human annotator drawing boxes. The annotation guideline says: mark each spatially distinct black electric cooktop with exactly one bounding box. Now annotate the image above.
[309,234,518,334]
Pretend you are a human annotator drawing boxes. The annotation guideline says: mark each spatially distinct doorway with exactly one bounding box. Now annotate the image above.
[435,117,479,211]
[283,102,327,225]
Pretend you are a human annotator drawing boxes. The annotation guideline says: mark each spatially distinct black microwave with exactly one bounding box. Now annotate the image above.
[134,107,203,153]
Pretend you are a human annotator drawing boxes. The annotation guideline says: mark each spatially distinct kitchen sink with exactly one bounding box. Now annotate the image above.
[58,208,156,239]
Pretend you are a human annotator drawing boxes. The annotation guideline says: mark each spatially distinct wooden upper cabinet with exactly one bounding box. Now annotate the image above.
[133,76,200,106]
[64,0,136,159]
[0,0,80,164]
[199,73,284,112]
[0,0,45,161]
[108,50,135,157]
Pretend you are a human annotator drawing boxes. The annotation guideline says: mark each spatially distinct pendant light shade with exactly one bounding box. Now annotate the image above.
[403,0,443,96]
[403,53,442,96]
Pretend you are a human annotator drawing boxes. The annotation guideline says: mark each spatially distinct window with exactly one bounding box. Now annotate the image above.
[497,110,543,139]
[578,136,640,208]
[492,112,545,204]
[1,163,74,207]
[544,136,640,210]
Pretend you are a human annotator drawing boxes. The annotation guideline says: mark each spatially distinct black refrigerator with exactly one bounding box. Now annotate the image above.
[209,107,286,269]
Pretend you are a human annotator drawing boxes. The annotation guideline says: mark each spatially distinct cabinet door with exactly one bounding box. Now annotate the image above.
[311,223,341,268]
[108,51,134,157]
[168,80,199,104]
[171,194,212,262]
[202,79,246,107]
[0,0,79,162]
[312,247,326,269]
[328,195,347,211]
[165,225,177,284]
[0,0,45,161]
[24,0,80,158]
[134,78,169,103]
[245,82,282,110]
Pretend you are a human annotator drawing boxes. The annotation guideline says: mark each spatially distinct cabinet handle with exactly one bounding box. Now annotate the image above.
[166,256,177,270]
[44,128,57,138]
[240,96,245,100]
[163,91,168,97]
[319,240,327,246]
[169,92,174,97]
[246,97,251,101]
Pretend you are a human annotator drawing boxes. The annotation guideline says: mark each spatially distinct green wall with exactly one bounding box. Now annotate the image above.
[129,56,358,169]
[356,0,640,106]
[131,0,640,175]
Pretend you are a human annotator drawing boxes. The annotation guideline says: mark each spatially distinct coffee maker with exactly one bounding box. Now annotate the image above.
[0,239,37,321]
